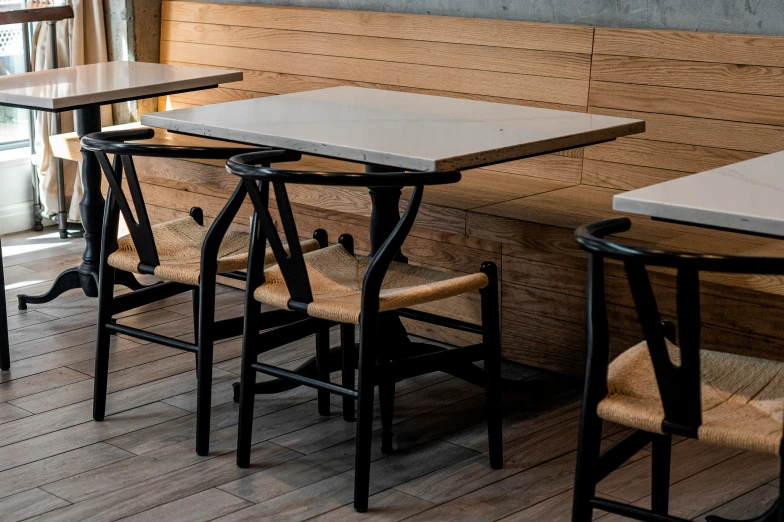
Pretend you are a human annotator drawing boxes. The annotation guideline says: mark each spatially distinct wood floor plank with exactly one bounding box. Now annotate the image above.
[0,443,132,501]
[307,489,433,521]
[407,452,577,521]
[8,342,240,413]
[269,377,481,455]
[0,402,30,424]
[28,443,299,522]
[0,487,70,522]
[106,385,316,456]
[0,368,90,403]
[214,440,476,521]
[4,337,142,381]
[596,438,741,503]
[0,402,187,473]
[696,484,779,521]
[114,487,252,522]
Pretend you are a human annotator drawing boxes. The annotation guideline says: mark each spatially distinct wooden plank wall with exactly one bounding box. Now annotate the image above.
[144,1,784,374]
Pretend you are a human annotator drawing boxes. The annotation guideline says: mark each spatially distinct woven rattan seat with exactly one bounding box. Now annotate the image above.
[598,339,784,455]
[253,244,489,324]
[108,216,320,286]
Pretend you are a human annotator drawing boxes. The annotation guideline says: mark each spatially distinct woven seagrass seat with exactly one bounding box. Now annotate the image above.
[109,216,319,287]
[599,339,784,455]
[254,243,489,324]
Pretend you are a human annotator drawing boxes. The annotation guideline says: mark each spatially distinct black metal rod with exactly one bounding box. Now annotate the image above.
[220,270,247,281]
[397,308,483,334]
[254,317,333,355]
[590,498,690,522]
[251,362,358,398]
[385,344,484,382]
[111,281,191,314]
[106,323,198,353]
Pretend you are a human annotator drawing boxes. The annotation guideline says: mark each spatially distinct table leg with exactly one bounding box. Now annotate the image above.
[17,106,142,309]
[22,22,43,232]
[46,20,68,240]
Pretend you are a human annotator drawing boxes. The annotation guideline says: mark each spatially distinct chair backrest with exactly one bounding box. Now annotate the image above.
[81,129,298,272]
[575,217,784,438]
[226,151,461,313]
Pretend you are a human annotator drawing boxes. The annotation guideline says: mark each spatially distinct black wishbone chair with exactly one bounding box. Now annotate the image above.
[572,217,784,522]
[226,152,503,513]
[82,128,328,456]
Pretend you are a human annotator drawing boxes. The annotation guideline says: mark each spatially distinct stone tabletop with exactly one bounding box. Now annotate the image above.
[0,61,242,112]
[614,151,784,237]
[142,86,644,171]
[0,1,73,25]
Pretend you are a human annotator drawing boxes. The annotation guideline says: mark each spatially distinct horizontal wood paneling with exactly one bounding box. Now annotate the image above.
[589,80,784,126]
[591,54,784,97]
[163,0,595,54]
[162,21,592,80]
[162,42,590,107]
[593,27,784,67]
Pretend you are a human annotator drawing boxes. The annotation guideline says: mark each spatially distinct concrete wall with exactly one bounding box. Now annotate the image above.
[216,0,784,37]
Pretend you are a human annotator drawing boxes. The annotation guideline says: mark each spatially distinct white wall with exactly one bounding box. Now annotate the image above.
[0,148,45,235]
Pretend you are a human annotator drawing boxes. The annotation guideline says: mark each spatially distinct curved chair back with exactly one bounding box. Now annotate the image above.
[82,129,298,273]
[576,217,784,438]
[226,151,461,313]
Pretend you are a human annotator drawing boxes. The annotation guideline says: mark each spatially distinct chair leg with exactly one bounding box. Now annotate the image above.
[480,262,503,469]
[571,409,603,522]
[93,263,116,421]
[0,241,9,371]
[651,434,672,515]
[316,327,331,416]
[192,287,200,372]
[341,323,355,422]
[379,366,394,454]
[353,316,377,513]
[236,309,258,468]
[195,279,215,456]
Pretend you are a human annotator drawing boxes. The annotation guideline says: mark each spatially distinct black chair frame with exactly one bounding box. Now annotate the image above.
[227,152,503,513]
[83,129,329,456]
[572,217,784,522]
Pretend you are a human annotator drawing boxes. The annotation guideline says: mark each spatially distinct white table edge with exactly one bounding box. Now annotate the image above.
[142,112,644,172]
[612,193,784,238]
[0,69,243,112]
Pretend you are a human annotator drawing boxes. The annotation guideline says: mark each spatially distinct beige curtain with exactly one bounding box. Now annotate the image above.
[31,0,111,222]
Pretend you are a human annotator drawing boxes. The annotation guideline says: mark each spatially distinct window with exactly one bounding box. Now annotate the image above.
[0,23,29,151]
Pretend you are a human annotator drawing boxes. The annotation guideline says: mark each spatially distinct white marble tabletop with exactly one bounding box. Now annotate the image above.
[614,151,784,237]
[142,86,644,171]
[0,61,242,112]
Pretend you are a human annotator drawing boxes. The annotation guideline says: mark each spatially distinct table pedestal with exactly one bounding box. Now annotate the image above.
[17,105,143,309]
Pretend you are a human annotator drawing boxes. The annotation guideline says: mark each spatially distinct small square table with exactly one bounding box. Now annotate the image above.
[144,86,644,251]
[613,151,784,238]
[0,61,242,308]
[143,86,644,392]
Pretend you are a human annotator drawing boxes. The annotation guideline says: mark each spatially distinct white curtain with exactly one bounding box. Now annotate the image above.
[31,0,111,222]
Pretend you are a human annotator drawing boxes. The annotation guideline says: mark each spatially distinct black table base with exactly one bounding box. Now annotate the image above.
[17,105,143,310]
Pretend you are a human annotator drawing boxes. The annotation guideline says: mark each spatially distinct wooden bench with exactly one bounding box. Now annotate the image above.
[51,2,784,375]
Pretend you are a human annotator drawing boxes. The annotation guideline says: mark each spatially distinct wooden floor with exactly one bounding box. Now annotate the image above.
[0,227,778,521]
